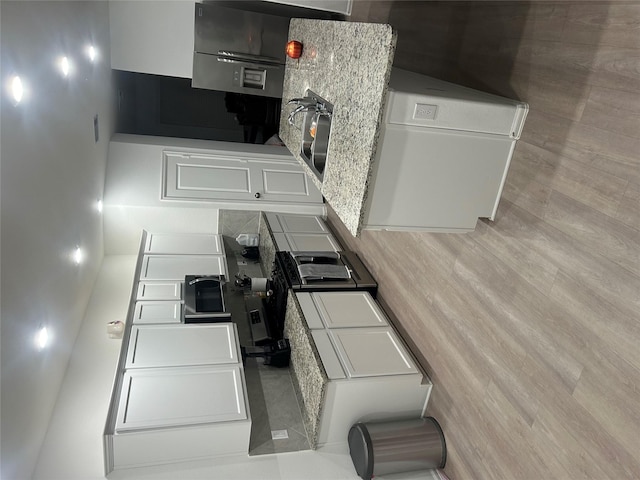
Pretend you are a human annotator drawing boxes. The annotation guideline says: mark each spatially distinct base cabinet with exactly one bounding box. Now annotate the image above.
[286,290,432,448]
[115,365,248,431]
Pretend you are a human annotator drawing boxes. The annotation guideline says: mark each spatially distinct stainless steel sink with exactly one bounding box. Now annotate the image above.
[301,112,331,178]
[293,90,333,181]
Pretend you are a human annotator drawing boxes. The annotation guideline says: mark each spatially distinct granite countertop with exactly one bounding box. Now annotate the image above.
[279,19,397,236]
[258,213,328,448]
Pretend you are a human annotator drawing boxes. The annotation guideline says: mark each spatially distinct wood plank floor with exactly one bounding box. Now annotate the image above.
[325,2,640,478]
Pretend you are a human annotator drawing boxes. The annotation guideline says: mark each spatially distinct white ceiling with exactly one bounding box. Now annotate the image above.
[0,1,115,478]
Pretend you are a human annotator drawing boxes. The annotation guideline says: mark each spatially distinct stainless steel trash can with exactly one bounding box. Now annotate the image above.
[348,417,446,480]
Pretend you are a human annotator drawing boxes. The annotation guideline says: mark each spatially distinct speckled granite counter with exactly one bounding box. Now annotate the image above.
[258,213,328,448]
[258,213,277,276]
[279,19,397,236]
[283,290,328,448]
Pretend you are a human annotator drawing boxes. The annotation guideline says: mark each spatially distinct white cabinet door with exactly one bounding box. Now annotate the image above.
[162,152,322,204]
[284,233,341,252]
[310,291,389,328]
[137,281,183,301]
[133,301,182,324]
[145,233,223,255]
[126,323,239,368]
[140,255,226,280]
[328,327,419,378]
[264,213,331,233]
[115,365,248,432]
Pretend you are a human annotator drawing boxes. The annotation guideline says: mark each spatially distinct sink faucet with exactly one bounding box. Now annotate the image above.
[286,98,331,126]
[286,98,318,126]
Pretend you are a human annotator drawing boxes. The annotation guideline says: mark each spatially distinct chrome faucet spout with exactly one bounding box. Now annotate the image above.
[287,98,317,107]
[288,103,317,126]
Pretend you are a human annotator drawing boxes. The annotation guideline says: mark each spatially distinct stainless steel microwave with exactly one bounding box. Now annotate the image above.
[183,275,232,323]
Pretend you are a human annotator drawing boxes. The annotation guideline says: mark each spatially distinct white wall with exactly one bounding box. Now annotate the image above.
[109,0,195,78]
[32,256,138,480]
[1,2,115,478]
[103,134,325,254]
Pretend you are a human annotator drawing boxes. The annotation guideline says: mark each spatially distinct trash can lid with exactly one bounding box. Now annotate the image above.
[348,423,374,480]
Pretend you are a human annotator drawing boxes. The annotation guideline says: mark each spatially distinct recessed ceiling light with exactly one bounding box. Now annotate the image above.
[59,56,71,77]
[10,75,24,103]
[35,326,50,350]
[87,45,97,62]
[73,246,83,265]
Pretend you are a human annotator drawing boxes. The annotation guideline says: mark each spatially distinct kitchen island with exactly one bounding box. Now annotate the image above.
[280,19,528,236]
[279,19,396,236]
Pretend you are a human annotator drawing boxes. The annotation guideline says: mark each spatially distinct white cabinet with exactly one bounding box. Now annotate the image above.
[109,1,195,78]
[105,233,250,474]
[136,281,183,301]
[264,212,342,252]
[140,254,226,280]
[126,323,240,368]
[323,328,419,378]
[363,68,528,233]
[162,151,323,204]
[115,365,248,432]
[310,327,428,445]
[145,233,223,255]
[265,212,331,233]
[287,290,431,447]
[273,232,341,252]
[296,291,389,329]
[133,301,182,324]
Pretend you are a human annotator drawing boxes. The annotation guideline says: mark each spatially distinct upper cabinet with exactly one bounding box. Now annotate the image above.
[109,1,195,78]
[145,233,223,255]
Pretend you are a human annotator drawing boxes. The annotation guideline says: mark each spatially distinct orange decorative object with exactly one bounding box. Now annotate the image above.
[286,40,303,59]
